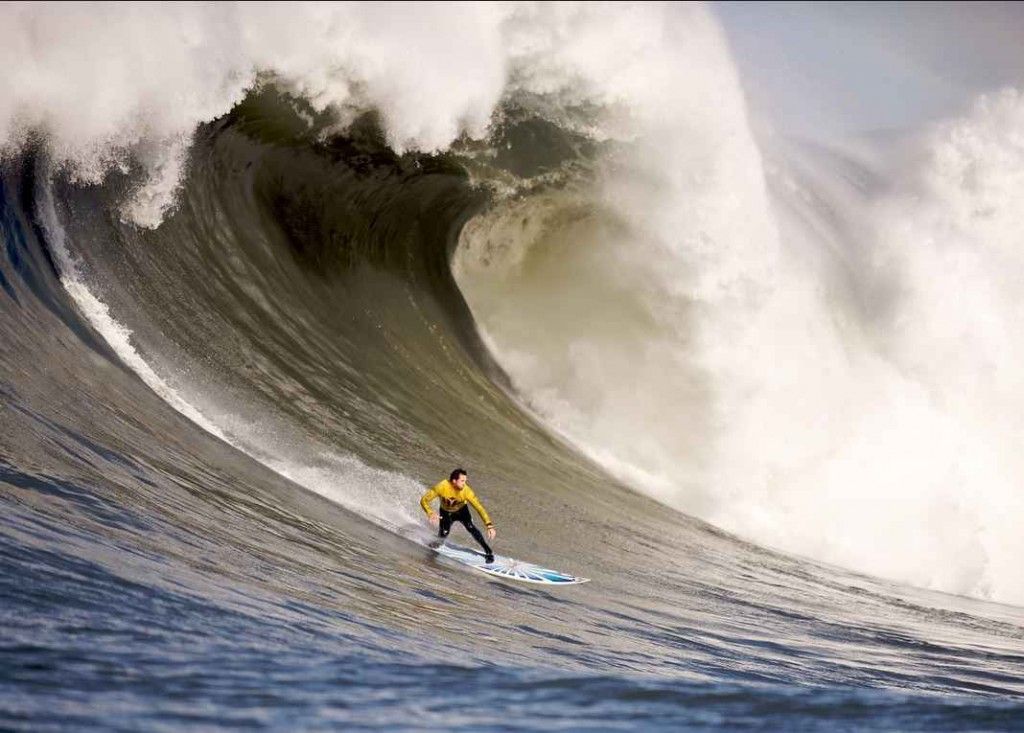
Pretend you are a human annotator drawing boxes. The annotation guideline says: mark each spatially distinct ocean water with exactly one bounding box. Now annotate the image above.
[3,4,1024,730]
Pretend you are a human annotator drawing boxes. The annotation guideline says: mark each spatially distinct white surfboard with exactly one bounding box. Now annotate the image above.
[434,542,589,585]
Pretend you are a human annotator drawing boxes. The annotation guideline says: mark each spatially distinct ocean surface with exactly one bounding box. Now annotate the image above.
[3,4,1024,730]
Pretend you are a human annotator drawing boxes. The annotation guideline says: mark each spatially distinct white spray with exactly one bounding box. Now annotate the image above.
[455,7,1024,605]
[1,2,511,225]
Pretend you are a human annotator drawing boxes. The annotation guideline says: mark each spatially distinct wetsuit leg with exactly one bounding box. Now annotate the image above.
[454,506,493,558]
[438,510,453,539]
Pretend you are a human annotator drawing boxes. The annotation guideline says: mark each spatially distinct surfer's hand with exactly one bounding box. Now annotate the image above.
[487,527,496,541]
[428,513,440,527]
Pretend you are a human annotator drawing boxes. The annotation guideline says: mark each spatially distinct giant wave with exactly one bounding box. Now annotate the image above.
[3,3,1024,728]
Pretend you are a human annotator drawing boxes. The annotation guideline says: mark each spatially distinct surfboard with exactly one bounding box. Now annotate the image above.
[434,542,589,585]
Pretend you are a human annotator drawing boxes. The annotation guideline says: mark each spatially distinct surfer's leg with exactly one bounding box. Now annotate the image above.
[429,511,453,550]
[455,507,494,562]
[438,510,453,539]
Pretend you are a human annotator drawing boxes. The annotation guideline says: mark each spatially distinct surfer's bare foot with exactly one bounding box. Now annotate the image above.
[485,554,495,564]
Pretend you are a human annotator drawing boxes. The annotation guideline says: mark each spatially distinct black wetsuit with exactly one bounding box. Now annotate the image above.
[438,505,493,558]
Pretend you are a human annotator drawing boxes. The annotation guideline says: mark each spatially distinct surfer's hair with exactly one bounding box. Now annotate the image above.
[450,468,467,482]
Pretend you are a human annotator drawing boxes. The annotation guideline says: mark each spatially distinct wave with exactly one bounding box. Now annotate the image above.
[6,0,1024,604]
[4,4,1024,725]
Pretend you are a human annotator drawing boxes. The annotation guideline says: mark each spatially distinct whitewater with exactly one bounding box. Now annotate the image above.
[3,2,1024,729]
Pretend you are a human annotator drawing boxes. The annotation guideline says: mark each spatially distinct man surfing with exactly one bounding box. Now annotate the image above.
[420,468,496,563]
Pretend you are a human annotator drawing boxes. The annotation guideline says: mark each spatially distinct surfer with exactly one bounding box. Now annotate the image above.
[421,468,496,563]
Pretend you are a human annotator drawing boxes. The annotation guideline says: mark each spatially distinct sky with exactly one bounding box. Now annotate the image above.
[713,1,1024,139]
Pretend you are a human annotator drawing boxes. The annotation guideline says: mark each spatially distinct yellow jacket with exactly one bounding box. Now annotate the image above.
[420,479,494,527]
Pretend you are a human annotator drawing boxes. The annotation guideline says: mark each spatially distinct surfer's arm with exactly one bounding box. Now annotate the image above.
[466,488,494,529]
[419,487,440,518]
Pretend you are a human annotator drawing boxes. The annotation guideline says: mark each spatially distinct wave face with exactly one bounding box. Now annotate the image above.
[3,4,1024,729]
